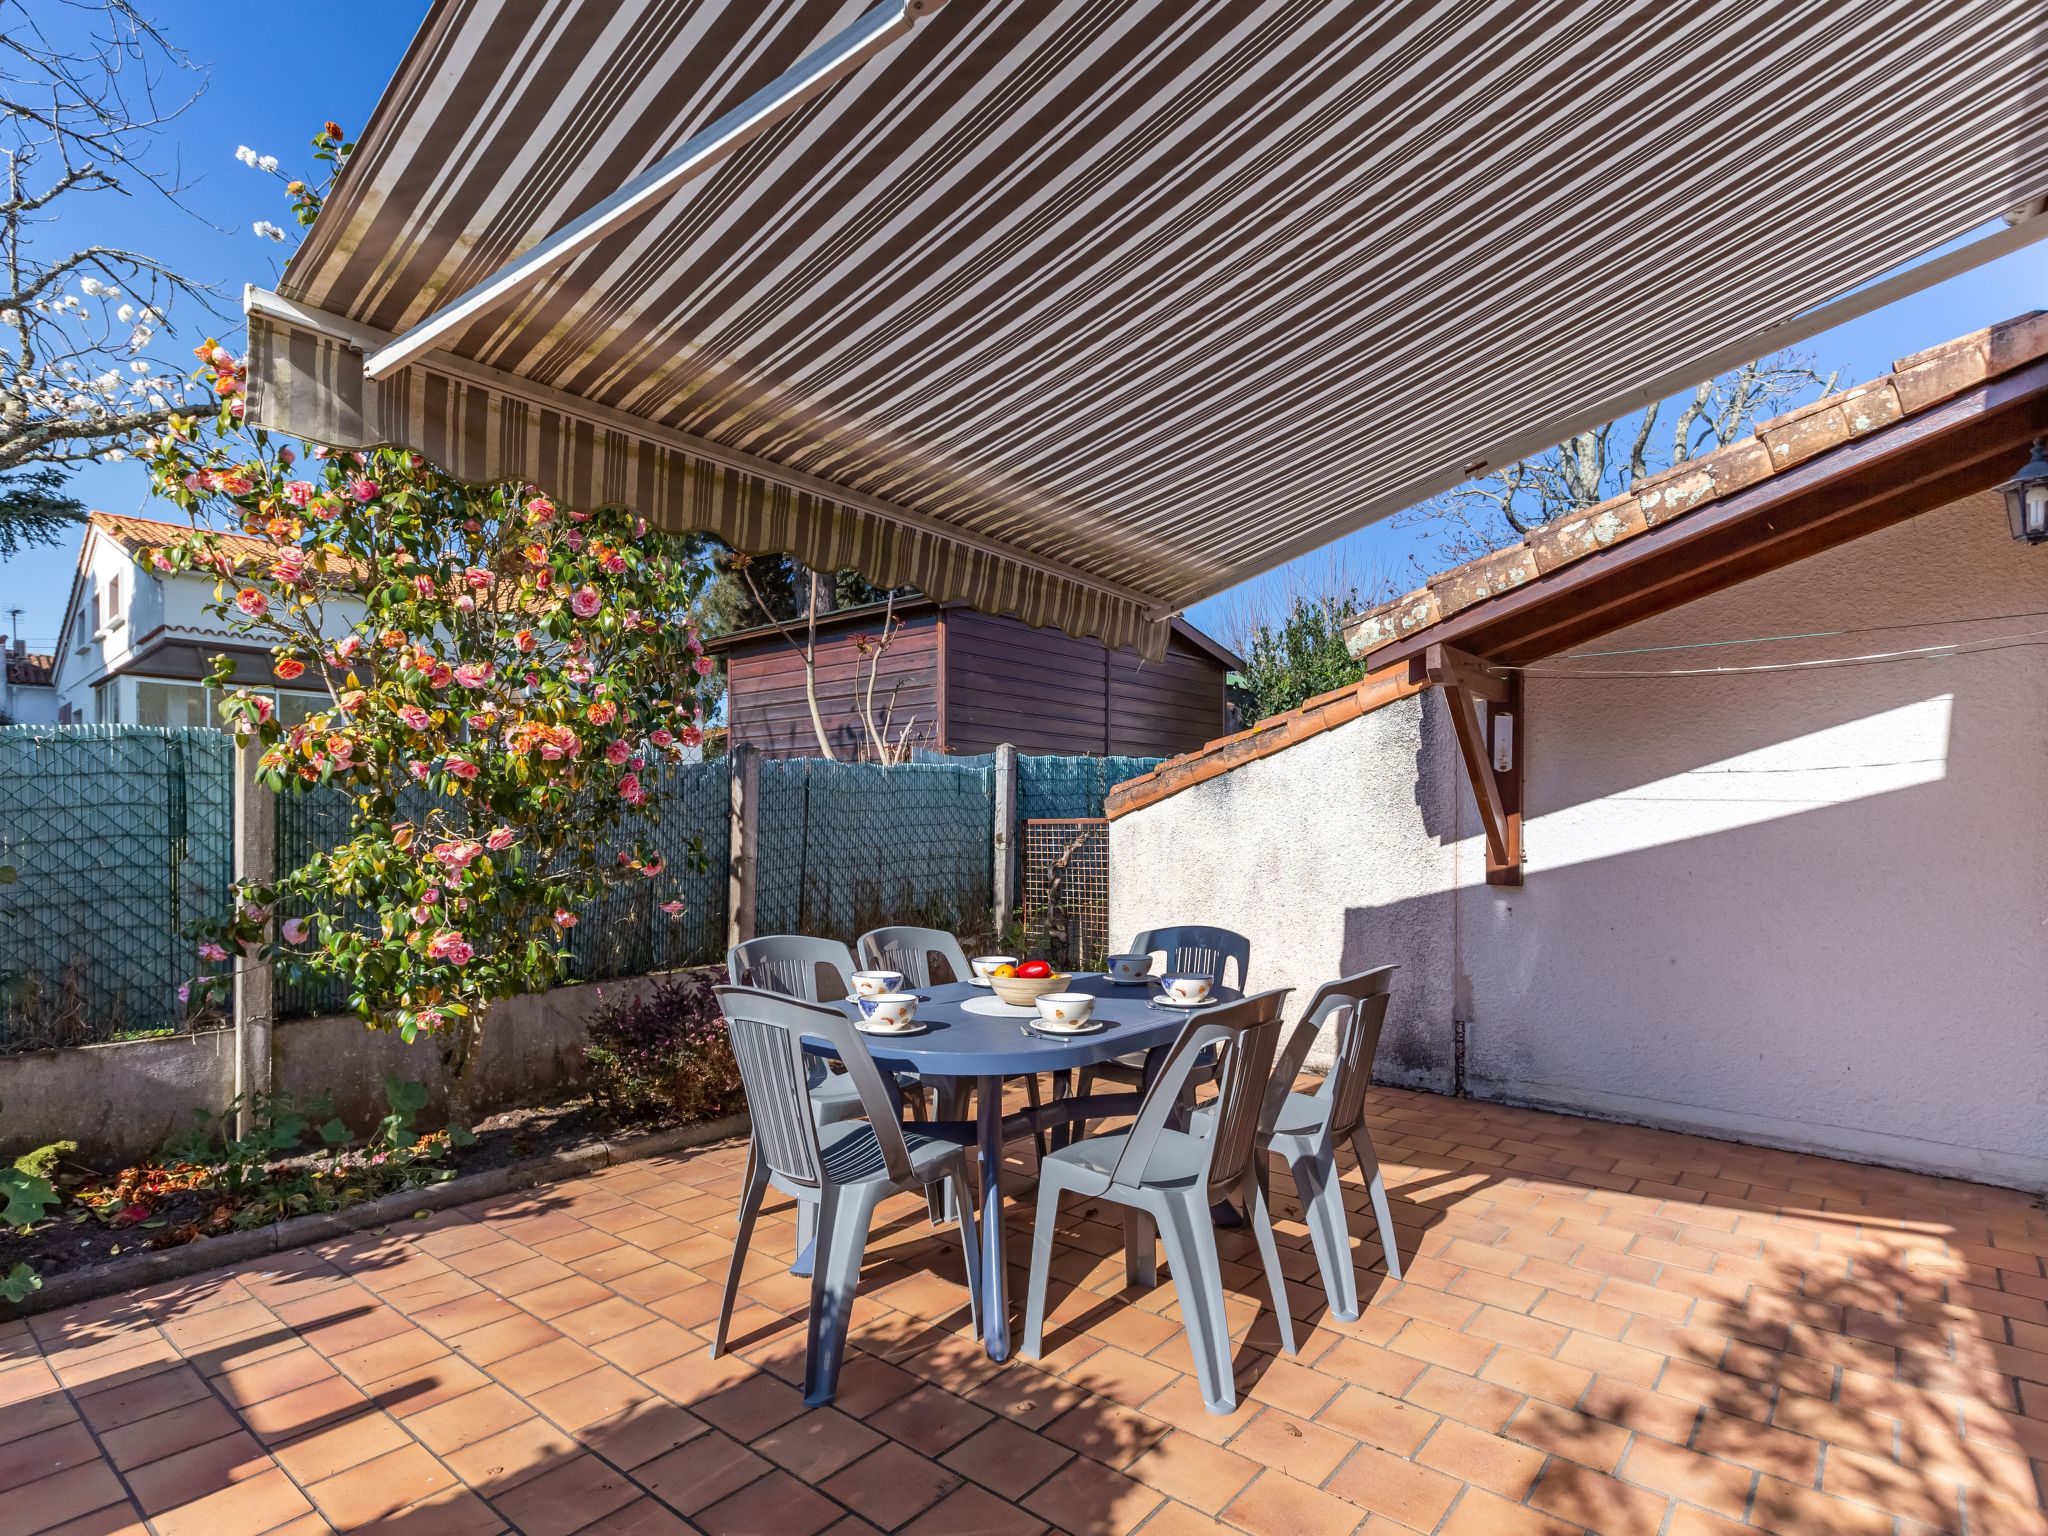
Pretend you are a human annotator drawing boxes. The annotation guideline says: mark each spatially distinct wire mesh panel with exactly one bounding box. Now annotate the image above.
[273,762,730,1019]
[1021,818,1111,972]
[0,726,235,1050]
[756,759,994,945]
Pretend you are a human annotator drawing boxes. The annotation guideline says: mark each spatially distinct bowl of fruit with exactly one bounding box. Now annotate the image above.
[987,959,1071,1008]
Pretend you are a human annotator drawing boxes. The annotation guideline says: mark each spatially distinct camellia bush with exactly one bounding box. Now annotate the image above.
[145,344,715,1117]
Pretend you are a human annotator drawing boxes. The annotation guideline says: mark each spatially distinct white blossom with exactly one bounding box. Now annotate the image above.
[235,145,259,167]
[116,302,135,322]
[129,360,150,374]
[252,220,286,242]
[79,276,106,297]
[257,154,279,174]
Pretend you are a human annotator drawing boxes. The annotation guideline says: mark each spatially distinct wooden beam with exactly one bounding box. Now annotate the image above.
[1425,645,1523,885]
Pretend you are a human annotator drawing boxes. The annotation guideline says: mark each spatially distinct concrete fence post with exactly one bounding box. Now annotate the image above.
[727,743,758,953]
[232,744,276,1133]
[992,743,1018,940]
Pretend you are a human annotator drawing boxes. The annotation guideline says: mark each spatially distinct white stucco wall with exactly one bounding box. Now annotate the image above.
[1109,491,2048,1188]
[1109,693,1462,1091]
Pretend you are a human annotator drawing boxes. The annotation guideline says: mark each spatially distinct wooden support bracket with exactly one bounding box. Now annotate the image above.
[1417,644,1524,886]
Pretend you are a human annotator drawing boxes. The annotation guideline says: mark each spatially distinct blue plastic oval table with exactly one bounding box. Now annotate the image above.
[811,972,1238,1360]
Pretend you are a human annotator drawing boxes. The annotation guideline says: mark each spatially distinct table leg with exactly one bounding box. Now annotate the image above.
[977,1074,1009,1361]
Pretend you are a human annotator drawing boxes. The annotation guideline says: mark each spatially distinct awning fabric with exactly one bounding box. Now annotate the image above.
[248,0,2048,661]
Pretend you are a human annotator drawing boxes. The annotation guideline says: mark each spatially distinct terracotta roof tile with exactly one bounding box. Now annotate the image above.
[1342,308,2048,660]
[4,650,55,688]
[88,511,281,567]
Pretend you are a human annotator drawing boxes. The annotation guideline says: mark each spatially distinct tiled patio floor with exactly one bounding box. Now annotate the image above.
[7,1088,2048,1536]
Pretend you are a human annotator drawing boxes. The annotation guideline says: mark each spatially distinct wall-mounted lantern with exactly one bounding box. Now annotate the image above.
[2004,438,2048,545]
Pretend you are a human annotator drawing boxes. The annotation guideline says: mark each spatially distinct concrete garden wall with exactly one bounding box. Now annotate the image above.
[0,973,669,1165]
[1110,492,2048,1188]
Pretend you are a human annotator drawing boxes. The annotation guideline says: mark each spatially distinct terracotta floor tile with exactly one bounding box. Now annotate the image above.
[307,1443,465,1530]
[694,1469,840,1536]
[574,1398,710,1470]
[1415,1417,1549,1502]
[1042,1394,1170,1470]
[1125,1429,1259,1514]
[822,1441,965,1531]
[404,1385,534,1455]
[591,1321,699,1375]
[489,1452,640,1536]
[1528,1457,1673,1535]
[211,1348,339,1410]
[0,1420,113,1491]
[0,1391,78,1451]
[900,1482,1047,1536]
[1021,1454,1163,1536]
[571,1496,697,1536]
[695,1370,809,1443]
[934,1417,1071,1502]
[1218,1470,1363,1536]
[1437,1485,1581,1536]
[238,1376,373,1444]
[440,1415,579,1493]
[149,1467,314,1536]
[866,1380,994,1458]
[125,1431,274,1517]
[1322,1438,1462,1529]
[344,1485,499,1536]
[272,1411,414,1485]
[0,1462,131,1536]
[487,1338,601,1397]
[634,1429,770,1516]
[756,1407,888,1484]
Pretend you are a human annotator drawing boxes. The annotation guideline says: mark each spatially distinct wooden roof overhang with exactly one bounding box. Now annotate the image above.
[1361,352,2048,889]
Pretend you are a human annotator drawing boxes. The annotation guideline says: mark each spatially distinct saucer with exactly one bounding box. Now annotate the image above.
[1028,1018,1105,1037]
[856,1019,926,1036]
[1102,973,1155,987]
[1151,994,1221,1010]
[967,976,993,987]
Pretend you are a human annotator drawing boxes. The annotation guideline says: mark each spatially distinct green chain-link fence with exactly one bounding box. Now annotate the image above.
[274,762,730,1019]
[756,758,995,945]
[1017,753,1163,821]
[0,726,235,1050]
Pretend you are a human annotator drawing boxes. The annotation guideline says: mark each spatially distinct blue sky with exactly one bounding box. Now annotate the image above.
[3,0,2043,649]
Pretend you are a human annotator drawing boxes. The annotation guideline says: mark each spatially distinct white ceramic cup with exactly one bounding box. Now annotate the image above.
[851,969,905,1000]
[1162,973,1214,1005]
[860,992,919,1030]
[1033,992,1095,1029]
[970,954,1016,982]
[1106,953,1153,983]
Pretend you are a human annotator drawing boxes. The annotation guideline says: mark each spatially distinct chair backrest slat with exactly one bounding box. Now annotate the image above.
[728,936,857,1003]
[1266,967,1399,1138]
[1129,925,1251,992]
[715,985,916,1187]
[1110,988,1290,1199]
[858,926,972,988]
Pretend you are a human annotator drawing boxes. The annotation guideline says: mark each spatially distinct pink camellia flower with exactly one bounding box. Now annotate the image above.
[693,655,715,676]
[197,941,229,963]
[281,918,309,945]
[564,531,585,552]
[399,705,431,731]
[311,444,334,460]
[338,688,367,711]
[464,567,493,590]
[349,477,379,501]
[604,740,631,765]
[414,574,436,599]
[409,760,431,782]
[485,827,515,850]
[643,855,665,877]
[182,470,210,494]
[526,496,555,523]
[282,480,315,507]
[455,594,476,614]
[680,725,704,748]
[553,909,577,929]
[601,552,625,574]
[178,982,192,1004]
[453,661,492,688]
[587,699,617,726]
[433,840,483,870]
[416,1007,446,1032]
[660,900,684,916]
[515,629,536,653]
[462,519,481,535]
[150,551,173,573]
[418,886,441,905]
[634,517,648,539]
[426,931,474,966]
[570,586,601,619]
[235,587,269,618]
[272,550,306,585]
[650,728,674,748]
[249,695,276,724]
[274,657,306,681]
[333,635,363,661]
[278,447,296,466]
[568,508,591,523]
[618,773,644,806]
[445,755,480,781]
[215,471,253,495]
[428,663,453,690]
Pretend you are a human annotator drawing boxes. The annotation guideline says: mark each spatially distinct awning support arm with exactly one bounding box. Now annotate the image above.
[363,0,950,381]
[1419,644,1523,886]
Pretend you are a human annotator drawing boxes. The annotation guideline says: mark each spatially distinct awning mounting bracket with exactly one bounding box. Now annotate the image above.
[1416,643,1523,887]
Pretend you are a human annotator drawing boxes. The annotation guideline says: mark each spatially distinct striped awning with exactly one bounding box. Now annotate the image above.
[247,0,2048,661]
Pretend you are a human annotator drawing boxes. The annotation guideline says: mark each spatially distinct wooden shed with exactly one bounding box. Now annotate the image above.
[707,598,1243,760]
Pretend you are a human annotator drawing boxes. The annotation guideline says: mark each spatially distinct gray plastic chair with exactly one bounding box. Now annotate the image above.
[860,925,1049,1157]
[1253,966,1404,1318]
[729,935,922,1128]
[1022,987,1297,1414]
[709,986,981,1406]
[1077,924,1252,1100]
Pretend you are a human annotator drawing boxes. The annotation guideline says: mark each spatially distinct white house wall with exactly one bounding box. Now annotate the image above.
[1109,490,2048,1188]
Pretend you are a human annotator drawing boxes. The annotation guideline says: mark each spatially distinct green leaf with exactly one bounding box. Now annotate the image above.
[1,1263,42,1304]
[319,1119,350,1145]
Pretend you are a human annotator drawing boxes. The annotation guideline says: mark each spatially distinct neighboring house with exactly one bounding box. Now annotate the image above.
[50,512,363,727]
[707,597,1243,760]
[1108,310,2048,1189]
[1,639,58,724]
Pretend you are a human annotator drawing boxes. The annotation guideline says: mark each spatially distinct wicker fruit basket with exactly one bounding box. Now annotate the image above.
[988,970,1071,1008]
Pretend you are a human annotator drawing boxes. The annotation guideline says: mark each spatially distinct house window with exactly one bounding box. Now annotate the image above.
[93,678,122,723]
[135,680,217,729]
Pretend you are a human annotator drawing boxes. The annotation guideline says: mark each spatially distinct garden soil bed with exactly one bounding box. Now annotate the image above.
[3,1096,710,1289]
